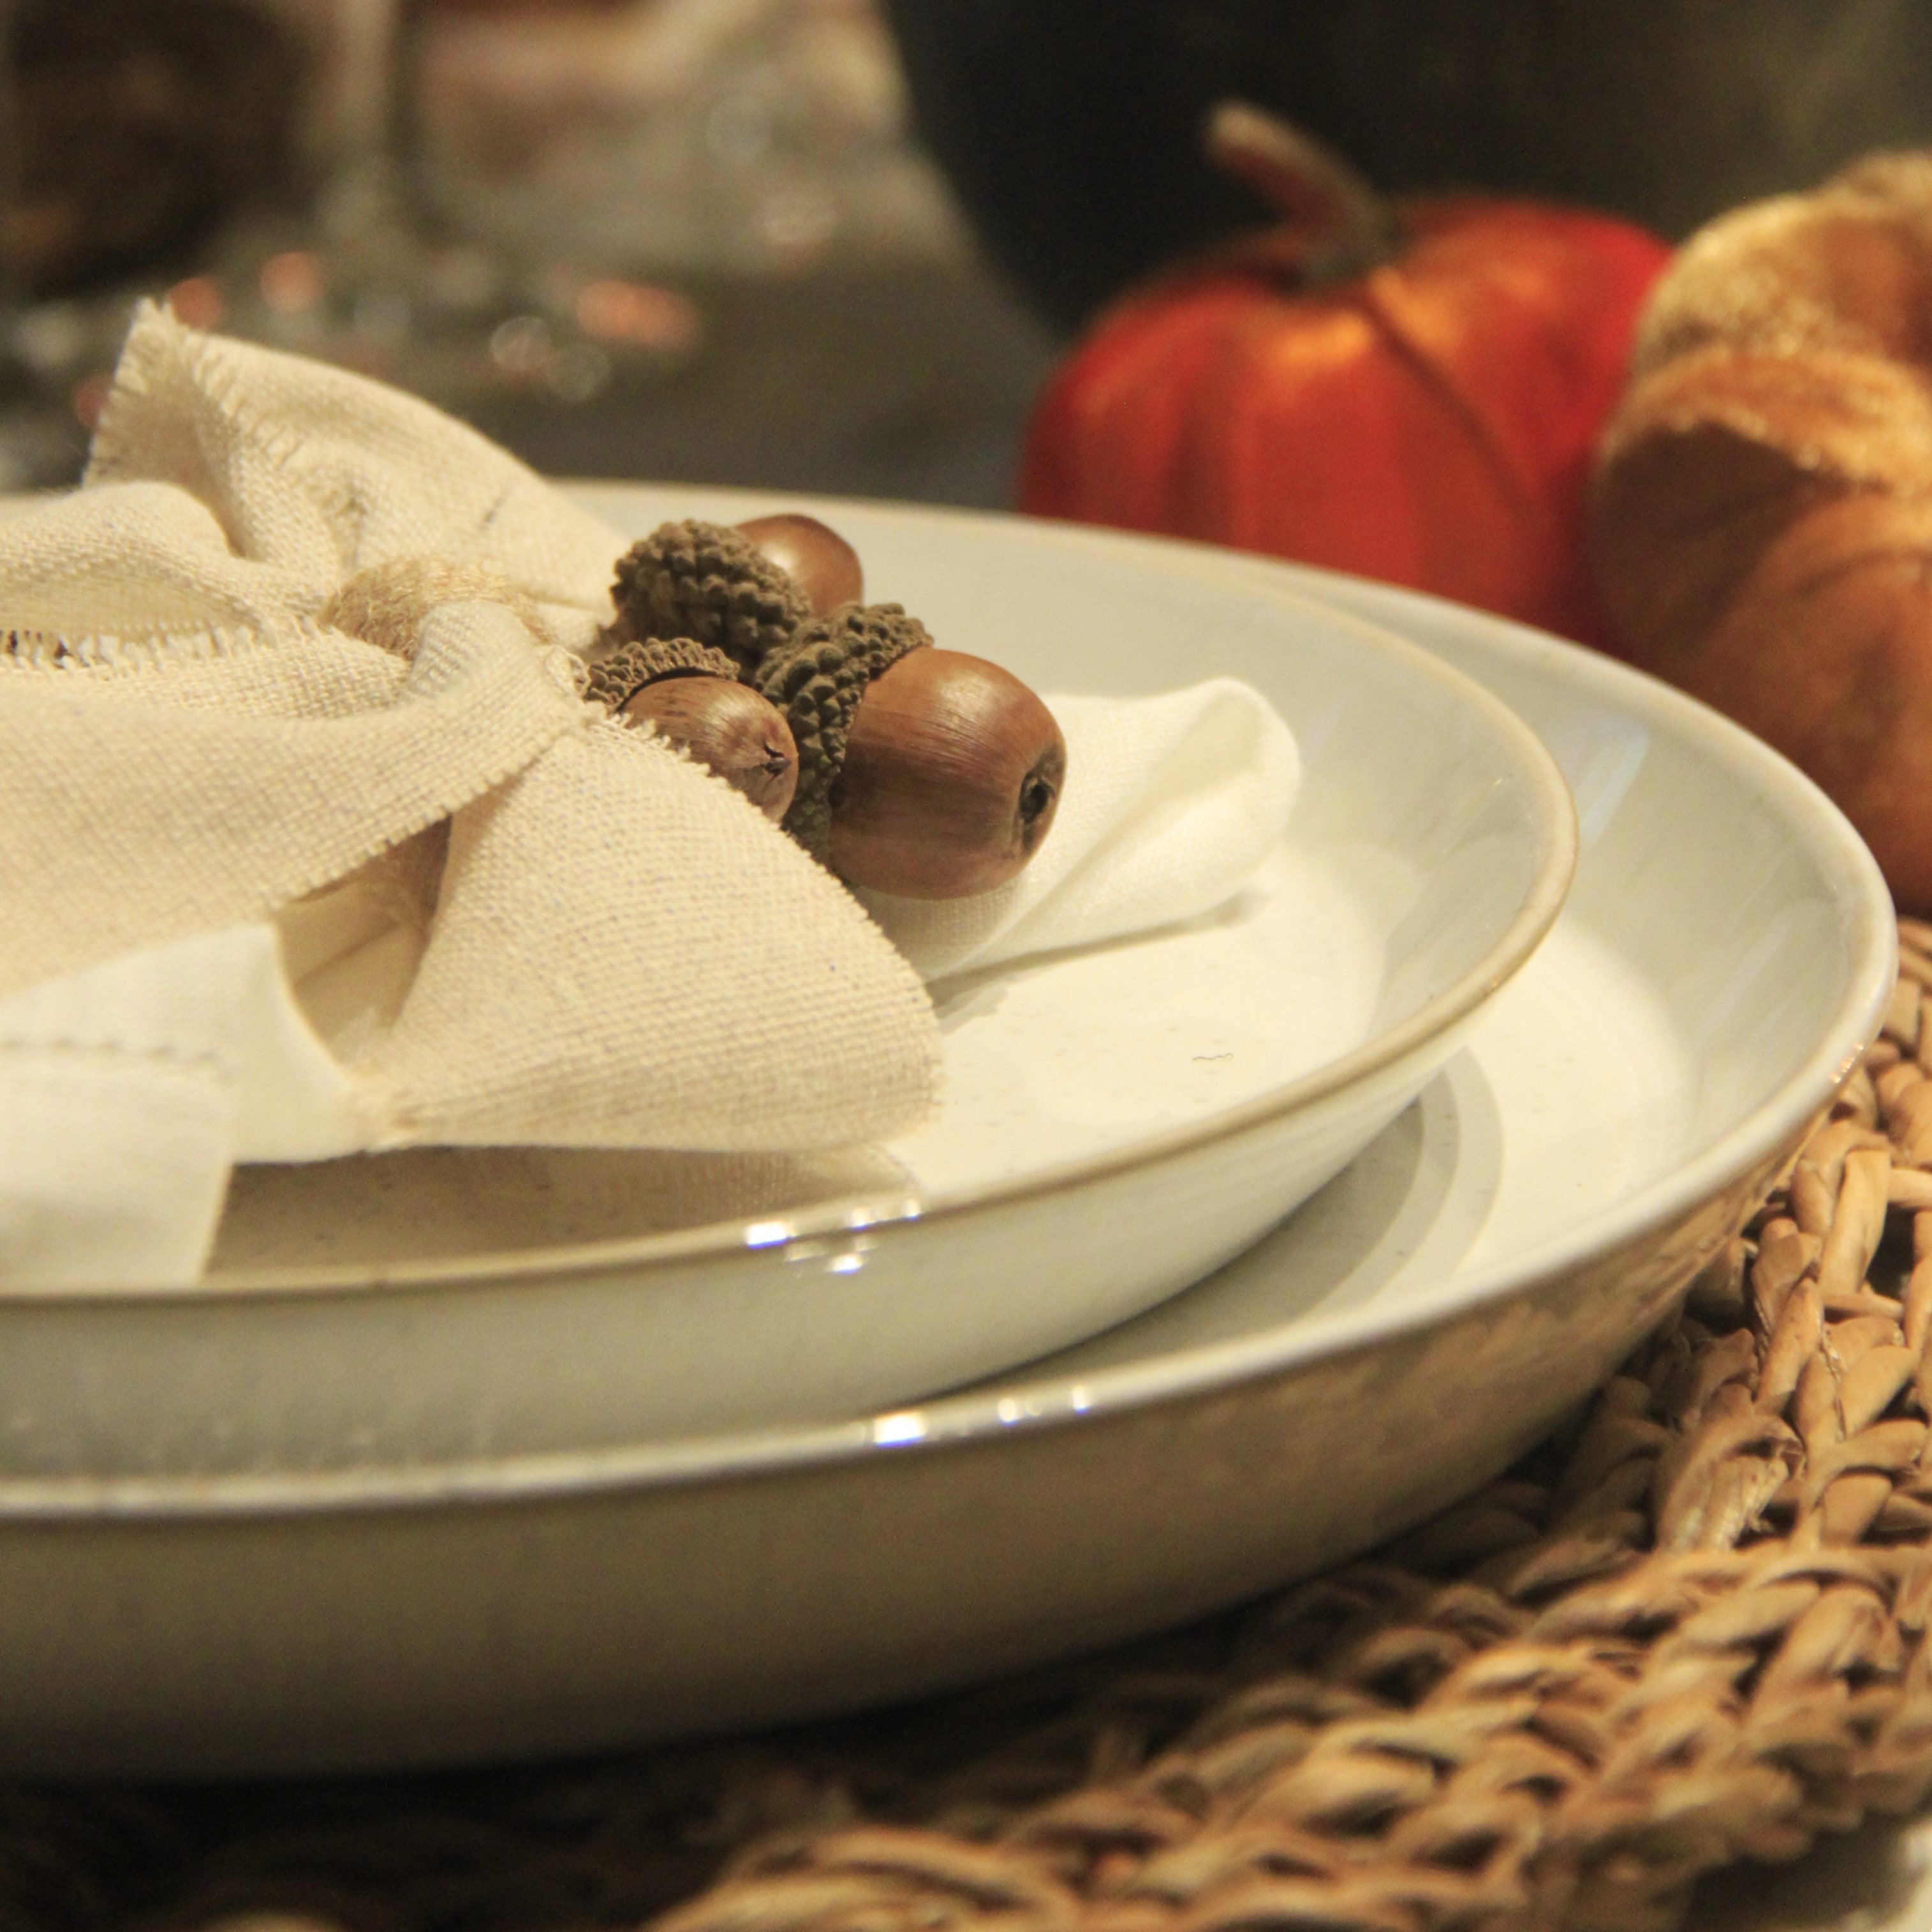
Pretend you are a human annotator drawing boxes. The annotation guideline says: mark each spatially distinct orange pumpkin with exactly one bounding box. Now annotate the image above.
[1019,104,1672,646]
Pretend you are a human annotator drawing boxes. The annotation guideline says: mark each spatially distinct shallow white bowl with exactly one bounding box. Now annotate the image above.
[0,503,1892,1776]
[0,490,1574,1474]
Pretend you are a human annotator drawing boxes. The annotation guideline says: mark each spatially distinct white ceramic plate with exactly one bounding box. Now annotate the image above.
[0,500,1891,1776]
[0,492,1575,1472]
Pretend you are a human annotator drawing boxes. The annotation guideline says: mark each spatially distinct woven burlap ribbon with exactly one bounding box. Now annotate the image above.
[0,305,940,1283]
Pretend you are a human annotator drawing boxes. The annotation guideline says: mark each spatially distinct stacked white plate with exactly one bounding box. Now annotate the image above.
[0,487,1574,1476]
[0,487,1895,1780]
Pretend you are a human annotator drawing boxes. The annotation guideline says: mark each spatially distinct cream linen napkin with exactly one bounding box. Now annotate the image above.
[861,680,1300,982]
[0,306,1299,1288]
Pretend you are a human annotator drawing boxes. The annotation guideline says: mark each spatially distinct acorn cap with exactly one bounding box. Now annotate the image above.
[607,520,809,675]
[583,637,736,712]
[755,602,932,860]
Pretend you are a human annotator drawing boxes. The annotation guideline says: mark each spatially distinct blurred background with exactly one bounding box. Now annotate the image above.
[3,0,1929,508]
[0,0,1062,505]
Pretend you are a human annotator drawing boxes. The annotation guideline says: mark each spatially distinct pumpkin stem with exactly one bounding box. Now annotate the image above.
[1206,100,1399,281]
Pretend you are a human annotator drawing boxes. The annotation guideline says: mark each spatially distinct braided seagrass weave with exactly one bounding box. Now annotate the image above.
[11,923,1932,1932]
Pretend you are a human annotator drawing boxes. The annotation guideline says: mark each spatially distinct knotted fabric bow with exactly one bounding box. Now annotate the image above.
[0,305,941,1283]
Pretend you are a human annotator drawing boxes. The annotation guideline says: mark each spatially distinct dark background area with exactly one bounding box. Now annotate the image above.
[462,262,1059,510]
[887,0,1932,329]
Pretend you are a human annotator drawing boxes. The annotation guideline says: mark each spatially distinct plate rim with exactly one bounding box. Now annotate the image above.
[29,496,1579,1302]
[0,503,1894,1521]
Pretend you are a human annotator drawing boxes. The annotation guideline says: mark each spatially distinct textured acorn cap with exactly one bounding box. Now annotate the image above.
[583,637,736,712]
[607,520,809,675]
[755,602,931,860]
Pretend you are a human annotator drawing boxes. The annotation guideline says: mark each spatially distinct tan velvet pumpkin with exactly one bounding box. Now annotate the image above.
[1591,153,1932,907]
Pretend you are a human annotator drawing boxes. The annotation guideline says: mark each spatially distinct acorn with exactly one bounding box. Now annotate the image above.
[756,604,1066,899]
[605,520,809,675]
[604,514,868,670]
[833,648,1066,897]
[624,679,800,821]
[734,513,864,616]
[586,636,799,820]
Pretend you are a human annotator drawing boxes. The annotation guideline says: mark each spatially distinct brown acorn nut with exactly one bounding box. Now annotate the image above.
[829,649,1066,898]
[622,675,799,820]
[734,513,864,616]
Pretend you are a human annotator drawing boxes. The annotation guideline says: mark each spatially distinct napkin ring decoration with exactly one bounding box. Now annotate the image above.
[600,517,1066,899]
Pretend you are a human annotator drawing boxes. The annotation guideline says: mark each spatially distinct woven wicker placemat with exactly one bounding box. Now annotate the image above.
[13,922,1932,1932]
